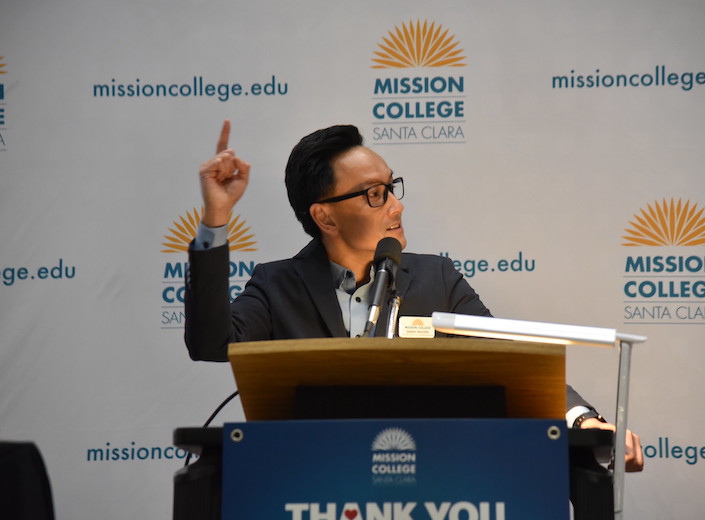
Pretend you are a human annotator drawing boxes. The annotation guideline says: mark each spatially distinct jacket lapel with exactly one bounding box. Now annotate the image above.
[394,258,412,301]
[293,239,349,337]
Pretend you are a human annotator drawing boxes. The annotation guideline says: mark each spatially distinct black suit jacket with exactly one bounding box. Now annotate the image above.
[184,238,590,410]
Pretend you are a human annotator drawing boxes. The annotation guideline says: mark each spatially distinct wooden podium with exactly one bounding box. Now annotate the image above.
[173,337,613,520]
[227,336,566,421]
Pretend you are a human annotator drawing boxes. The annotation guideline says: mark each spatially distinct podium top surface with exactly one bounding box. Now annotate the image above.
[229,336,564,355]
[228,337,566,421]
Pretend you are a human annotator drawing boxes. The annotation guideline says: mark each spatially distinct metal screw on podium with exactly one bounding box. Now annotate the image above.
[230,428,244,443]
[547,425,562,440]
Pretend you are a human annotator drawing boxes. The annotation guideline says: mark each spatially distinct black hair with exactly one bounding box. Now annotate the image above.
[285,125,363,237]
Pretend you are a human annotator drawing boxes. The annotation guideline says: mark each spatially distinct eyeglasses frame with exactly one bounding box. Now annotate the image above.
[315,177,404,208]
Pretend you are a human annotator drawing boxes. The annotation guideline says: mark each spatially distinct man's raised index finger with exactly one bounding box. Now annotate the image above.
[216,119,231,153]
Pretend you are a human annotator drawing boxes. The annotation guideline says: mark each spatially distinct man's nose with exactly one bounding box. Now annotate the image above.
[387,193,404,214]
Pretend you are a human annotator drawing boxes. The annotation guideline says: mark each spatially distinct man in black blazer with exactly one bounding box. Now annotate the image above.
[184,120,643,471]
[186,236,490,359]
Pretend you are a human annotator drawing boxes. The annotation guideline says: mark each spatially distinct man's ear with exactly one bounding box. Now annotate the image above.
[309,203,337,235]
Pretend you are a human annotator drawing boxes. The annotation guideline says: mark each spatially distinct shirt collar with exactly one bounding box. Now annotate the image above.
[329,261,357,294]
[329,261,376,294]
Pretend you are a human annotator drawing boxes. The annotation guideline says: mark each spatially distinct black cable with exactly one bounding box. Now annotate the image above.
[202,391,239,428]
[183,390,239,466]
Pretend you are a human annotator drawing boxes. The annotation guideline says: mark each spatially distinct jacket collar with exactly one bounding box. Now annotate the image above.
[292,238,349,337]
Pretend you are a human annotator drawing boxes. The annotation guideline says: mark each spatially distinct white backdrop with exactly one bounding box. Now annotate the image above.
[1,0,704,518]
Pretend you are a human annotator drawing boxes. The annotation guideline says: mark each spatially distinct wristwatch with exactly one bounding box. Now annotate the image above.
[572,410,607,429]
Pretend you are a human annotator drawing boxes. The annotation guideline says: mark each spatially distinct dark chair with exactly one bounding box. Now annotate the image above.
[0,442,55,520]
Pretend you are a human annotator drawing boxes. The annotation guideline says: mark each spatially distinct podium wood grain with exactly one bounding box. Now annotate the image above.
[228,337,566,421]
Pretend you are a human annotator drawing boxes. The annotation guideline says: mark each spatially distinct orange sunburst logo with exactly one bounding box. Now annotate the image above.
[0,57,6,74]
[371,20,466,69]
[161,208,257,253]
[622,198,705,246]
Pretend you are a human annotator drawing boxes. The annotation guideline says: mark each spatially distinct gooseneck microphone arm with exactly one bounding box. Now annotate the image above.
[385,286,402,339]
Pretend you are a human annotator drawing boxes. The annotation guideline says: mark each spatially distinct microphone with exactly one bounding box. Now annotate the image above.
[362,237,402,337]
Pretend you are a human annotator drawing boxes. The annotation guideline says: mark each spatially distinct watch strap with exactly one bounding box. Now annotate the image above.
[572,410,607,429]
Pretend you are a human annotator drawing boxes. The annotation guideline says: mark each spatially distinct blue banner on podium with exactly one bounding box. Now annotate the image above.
[221,419,568,520]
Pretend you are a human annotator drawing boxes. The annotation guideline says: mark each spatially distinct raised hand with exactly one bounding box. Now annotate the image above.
[198,119,251,227]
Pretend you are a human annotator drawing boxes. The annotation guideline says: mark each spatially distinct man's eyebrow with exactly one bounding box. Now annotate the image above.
[372,172,394,186]
[354,171,394,190]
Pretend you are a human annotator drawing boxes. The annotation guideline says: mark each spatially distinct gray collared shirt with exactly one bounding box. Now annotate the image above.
[329,261,375,338]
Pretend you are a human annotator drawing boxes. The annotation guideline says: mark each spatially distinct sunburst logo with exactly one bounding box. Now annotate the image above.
[161,207,257,253]
[372,428,416,451]
[0,57,7,74]
[623,198,705,246]
[371,20,466,69]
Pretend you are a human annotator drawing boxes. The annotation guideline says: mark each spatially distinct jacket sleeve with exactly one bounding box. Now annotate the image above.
[184,242,279,361]
[441,256,493,317]
[184,242,233,362]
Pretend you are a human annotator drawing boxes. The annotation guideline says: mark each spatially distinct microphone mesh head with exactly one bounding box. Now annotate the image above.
[374,237,402,265]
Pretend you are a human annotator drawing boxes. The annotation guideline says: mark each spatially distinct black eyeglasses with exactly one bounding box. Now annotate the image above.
[316,177,404,208]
